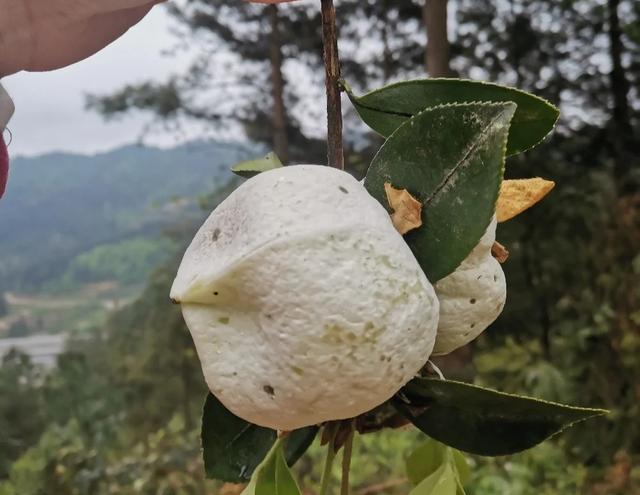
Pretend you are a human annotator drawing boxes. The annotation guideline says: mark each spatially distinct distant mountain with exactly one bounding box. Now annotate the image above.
[0,140,254,291]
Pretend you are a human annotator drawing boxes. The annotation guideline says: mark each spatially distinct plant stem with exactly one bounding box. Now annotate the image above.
[319,427,337,495]
[320,0,344,170]
[340,423,355,495]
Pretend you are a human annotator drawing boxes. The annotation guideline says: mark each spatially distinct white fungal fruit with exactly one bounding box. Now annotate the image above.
[171,165,439,431]
[432,216,506,355]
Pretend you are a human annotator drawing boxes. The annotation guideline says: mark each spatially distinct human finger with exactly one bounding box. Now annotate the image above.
[24,3,155,72]
[40,0,166,18]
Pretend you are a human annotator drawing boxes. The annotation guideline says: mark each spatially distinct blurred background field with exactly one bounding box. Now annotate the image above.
[1,0,639,493]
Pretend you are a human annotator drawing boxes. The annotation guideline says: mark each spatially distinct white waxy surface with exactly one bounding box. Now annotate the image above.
[433,217,506,355]
[172,165,439,430]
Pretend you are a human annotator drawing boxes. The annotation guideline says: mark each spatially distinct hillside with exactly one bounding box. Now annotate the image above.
[0,140,249,337]
[0,140,251,292]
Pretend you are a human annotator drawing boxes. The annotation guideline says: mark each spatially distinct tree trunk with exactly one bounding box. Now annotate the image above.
[606,0,637,183]
[380,0,392,82]
[268,4,290,164]
[423,0,451,77]
[607,0,632,138]
[522,226,552,360]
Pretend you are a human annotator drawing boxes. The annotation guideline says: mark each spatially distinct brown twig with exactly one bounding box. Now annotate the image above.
[340,421,355,495]
[320,0,344,169]
[356,478,408,495]
[319,424,338,495]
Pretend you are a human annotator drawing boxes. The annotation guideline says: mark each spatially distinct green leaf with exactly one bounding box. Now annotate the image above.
[275,443,302,495]
[406,438,469,494]
[394,378,608,456]
[231,152,283,178]
[451,450,470,486]
[201,394,317,481]
[346,78,559,155]
[409,463,458,495]
[406,439,447,485]
[242,440,301,495]
[202,394,276,482]
[283,426,319,467]
[251,445,277,495]
[364,102,515,282]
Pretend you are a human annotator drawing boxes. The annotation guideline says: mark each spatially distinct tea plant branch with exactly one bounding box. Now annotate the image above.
[319,426,338,495]
[320,0,344,170]
[340,421,355,495]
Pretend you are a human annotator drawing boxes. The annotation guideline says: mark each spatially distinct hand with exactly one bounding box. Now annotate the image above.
[0,0,164,77]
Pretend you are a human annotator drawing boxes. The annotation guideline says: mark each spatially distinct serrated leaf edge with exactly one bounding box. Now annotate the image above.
[404,377,609,416]
[348,77,559,123]
[399,377,609,439]
[347,78,560,155]
[422,102,515,207]
[392,398,606,456]
[366,101,516,281]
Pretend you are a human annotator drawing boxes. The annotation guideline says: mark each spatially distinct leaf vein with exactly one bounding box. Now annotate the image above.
[424,108,508,206]
[227,423,254,449]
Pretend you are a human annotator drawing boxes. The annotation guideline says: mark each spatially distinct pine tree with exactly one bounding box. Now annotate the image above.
[89,1,328,163]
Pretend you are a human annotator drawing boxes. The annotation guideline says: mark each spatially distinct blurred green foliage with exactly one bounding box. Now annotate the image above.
[48,236,172,290]
[0,142,250,291]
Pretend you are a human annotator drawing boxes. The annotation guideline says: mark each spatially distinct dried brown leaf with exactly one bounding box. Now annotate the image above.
[491,241,510,263]
[384,183,423,235]
[320,421,339,446]
[496,178,555,222]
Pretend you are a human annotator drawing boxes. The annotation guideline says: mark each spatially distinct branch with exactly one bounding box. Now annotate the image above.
[319,425,338,495]
[356,479,407,495]
[320,0,344,169]
[340,422,355,495]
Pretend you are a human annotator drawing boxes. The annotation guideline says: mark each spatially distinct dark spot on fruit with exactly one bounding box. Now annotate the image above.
[477,275,482,280]
[470,298,476,304]
[212,228,221,241]
[386,356,392,362]
[213,291,219,296]
[494,275,498,282]
[339,186,349,194]
[380,355,387,362]
[233,372,238,376]
[470,323,476,328]
[266,314,273,319]
[263,385,275,396]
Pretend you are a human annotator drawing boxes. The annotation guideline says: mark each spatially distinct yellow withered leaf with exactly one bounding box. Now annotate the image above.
[496,178,555,222]
[384,183,423,235]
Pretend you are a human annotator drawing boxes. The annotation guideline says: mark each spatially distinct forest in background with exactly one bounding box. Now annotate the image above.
[1,0,639,493]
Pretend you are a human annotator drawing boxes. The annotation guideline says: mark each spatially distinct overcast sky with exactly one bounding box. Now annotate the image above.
[3,5,191,158]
